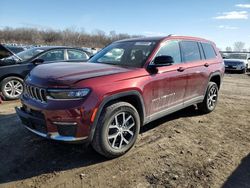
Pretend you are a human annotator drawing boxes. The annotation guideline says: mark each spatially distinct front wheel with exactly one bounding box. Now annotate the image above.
[1,77,24,100]
[198,82,218,114]
[92,102,140,158]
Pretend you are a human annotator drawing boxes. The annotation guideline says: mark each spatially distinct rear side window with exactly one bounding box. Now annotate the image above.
[67,50,89,61]
[202,43,217,59]
[180,41,201,62]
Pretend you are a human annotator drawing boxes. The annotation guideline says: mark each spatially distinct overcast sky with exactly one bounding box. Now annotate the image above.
[0,0,250,50]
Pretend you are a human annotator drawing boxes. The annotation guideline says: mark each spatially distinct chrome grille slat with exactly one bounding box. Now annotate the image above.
[34,87,39,99]
[24,84,47,103]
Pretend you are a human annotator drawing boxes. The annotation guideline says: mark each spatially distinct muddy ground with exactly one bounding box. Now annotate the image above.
[0,73,250,188]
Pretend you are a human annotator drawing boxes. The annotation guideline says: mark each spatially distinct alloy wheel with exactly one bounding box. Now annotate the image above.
[4,80,23,98]
[107,112,136,150]
[207,85,217,110]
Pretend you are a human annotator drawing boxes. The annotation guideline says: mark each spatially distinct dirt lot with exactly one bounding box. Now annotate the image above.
[0,73,250,188]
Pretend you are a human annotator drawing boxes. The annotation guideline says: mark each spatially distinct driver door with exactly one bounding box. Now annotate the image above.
[144,40,188,117]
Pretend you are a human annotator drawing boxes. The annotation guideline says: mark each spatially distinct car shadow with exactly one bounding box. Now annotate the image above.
[222,153,250,188]
[0,105,201,184]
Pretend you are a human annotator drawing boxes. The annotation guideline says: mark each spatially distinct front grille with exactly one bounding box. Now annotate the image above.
[224,61,242,66]
[25,84,47,103]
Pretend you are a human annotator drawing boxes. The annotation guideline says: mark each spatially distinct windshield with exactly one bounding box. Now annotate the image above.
[89,41,157,67]
[224,53,247,60]
[6,48,44,61]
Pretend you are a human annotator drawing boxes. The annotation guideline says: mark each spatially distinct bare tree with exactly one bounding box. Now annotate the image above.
[0,27,142,48]
[233,42,245,51]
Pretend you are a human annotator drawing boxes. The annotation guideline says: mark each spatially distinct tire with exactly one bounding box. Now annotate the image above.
[92,102,140,158]
[198,82,218,114]
[0,77,24,100]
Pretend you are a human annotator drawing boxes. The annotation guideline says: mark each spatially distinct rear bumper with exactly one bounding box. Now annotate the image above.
[15,107,88,143]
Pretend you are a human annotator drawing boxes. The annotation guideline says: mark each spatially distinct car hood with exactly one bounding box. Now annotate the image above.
[224,59,247,63]
[28,62,134,86]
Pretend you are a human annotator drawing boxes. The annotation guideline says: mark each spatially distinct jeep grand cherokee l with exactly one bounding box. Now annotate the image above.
[16,36,224,158]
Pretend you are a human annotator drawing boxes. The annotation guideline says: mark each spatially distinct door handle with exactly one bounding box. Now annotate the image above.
[177,67,185,72]
[204,63,209,67]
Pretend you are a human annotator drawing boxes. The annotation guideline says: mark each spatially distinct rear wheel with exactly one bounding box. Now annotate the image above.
[0,77,24,100]
[92,102,140,158]
[198,82,218,114]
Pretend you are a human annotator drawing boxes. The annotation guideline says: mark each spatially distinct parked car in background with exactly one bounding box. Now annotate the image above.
[222,52,250,73]
[0,44,26,59]
[0,46,90,100]
[16,36,224,158]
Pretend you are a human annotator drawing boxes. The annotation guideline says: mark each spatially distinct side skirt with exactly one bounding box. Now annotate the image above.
[144,96,204,125]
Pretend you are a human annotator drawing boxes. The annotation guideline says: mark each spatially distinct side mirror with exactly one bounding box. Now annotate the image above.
[153,55,174,67]
[147,55,174,74]
[31,58,44,64]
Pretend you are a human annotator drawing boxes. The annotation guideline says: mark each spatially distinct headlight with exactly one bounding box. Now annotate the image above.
[46,88,90,100]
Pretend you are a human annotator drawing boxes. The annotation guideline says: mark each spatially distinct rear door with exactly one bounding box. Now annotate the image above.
[179,41,210,102]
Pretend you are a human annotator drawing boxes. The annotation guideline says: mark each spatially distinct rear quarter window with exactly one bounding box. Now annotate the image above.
[201,43,217,59]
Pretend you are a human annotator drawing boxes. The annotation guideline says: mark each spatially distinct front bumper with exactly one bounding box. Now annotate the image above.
[225,65,245,71]
[16,106,88,142]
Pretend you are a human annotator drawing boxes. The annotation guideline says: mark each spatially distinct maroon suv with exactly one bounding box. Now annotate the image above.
[16,36,224,158]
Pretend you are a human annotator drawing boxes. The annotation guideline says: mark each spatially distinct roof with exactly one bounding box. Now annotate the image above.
[116,36,166,43]
[115,35,214,44]
[220,51,250,53]
[32,46,82,50]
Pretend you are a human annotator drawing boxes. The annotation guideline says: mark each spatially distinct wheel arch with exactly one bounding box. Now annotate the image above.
[0,74,25,85]
[88,90,145,143]
[209,72,221,90]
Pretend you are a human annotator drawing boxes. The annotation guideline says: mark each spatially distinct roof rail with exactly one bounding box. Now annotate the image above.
[167,34,176,37]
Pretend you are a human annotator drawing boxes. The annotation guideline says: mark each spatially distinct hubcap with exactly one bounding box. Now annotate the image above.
[108,112,136,149]
[207,86,217,109]
[4,80,23,98]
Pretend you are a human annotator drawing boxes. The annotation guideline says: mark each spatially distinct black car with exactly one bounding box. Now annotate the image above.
[0,44,26,59]
[0,46,90,100]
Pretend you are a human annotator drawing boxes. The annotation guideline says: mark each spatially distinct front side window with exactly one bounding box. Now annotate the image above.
[89,41,157,67]
[202,43,216,59]
[39,50,64,62]
[67,50,89,60]
[154,40,181,64]
[180,41,201,62]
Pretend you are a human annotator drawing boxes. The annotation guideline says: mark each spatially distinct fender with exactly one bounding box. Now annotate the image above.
[203,71,222,96]
[87,90,146,143]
